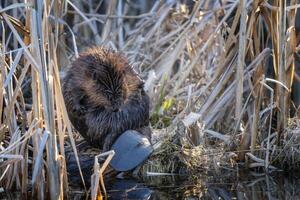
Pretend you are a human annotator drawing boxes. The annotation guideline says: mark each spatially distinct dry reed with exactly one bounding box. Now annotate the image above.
[1,0,300,198]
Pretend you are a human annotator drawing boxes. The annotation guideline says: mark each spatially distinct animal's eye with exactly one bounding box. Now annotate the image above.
[79,97,86,106]
[92,72,97,80]
[138,82,144,89]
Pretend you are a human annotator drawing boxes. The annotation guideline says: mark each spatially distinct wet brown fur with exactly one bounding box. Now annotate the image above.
[62,47,150,151]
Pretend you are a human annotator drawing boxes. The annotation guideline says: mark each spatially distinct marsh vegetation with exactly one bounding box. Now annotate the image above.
[1,0,300,199]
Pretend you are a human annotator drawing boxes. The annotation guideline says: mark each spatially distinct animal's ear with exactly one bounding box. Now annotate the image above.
[84,68,97,80]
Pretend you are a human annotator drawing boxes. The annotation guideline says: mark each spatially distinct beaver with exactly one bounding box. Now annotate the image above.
[62,47,150,151]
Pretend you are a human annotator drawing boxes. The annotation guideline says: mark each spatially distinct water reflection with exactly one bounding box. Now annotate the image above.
[107,179,154,199]
[107,172,300,200]
[1,172,300,199]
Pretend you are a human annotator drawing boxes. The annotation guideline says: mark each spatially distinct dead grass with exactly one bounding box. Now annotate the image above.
[1,0,300,198]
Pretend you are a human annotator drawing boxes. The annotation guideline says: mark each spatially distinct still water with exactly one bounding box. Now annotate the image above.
[106,172,300,200]
[1,172,299,199]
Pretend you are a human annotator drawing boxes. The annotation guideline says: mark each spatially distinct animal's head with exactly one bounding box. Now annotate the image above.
[75,47,144,112]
